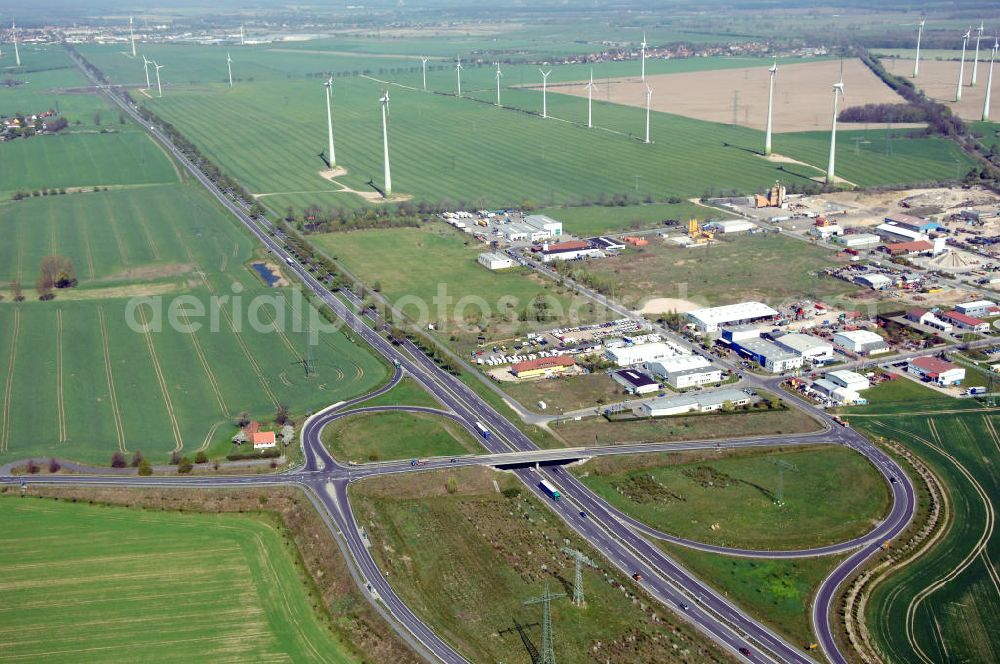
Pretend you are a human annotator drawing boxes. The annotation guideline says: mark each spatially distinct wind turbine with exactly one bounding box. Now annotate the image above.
[826,73,845,185]
[379,90,392,197]
[913,18,925,78]
[640,32,647,81]
[420,56,428,91]
[644,84,653,144]
[226,52,233,88]
[539,68,551,118]
[324,77,336,168]
[239,24,245,46]
[957,28,971,101]
[154,61,164,98]
[494,62,502,106]
[12,18,20,67]
[764,58,777,156]
[129,15,137,57]
[984,36,998,121]
[972,21,985,86]
[455,56,462,97]
[584,68,595,128]
[142,54,151,89]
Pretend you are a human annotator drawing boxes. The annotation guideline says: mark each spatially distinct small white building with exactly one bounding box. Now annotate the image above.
[646,354,711,376]
[733,338,803,373]
[634,388,751,418]
[612,368,660,395]
[499,224,529,242]
[477,252,515,270]
[523,214,563,239]
[705,219,757,234]
[605,342,677,367]
[875,223,929,244]
[810,224,844,240]
[826,369,871,392]
[833,329,889,355]
[855,273,893,290]
[955,300,997,318]
[664,365,724,389]
[773,333,834,363]
[835,233,881,249]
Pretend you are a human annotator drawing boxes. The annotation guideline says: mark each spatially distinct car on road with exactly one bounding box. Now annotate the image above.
[889,476,897,484]
[579,511,587,518]
[738,647,752,658]
[678,601,689,611]
[632,572,643,582]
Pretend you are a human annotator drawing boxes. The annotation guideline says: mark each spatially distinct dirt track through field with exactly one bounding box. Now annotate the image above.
[179,310,229,415]
[97,306,126,452]
[556,58,914,132]
[136,305,184,454]
[56,309,67,443]
[81,219,96,280]
[1,309,20,453]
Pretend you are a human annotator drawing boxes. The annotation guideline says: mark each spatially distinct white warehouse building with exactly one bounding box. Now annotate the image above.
[635,388,751,418]
[686,301,779,333]
[833,329,889,355]
[646,355,722,389]
[523,214,563,239]
[705,219,757,234]
[477,252,515,270]
[604,342,679,367]
[774,333,834,363]
[826,369,871,392]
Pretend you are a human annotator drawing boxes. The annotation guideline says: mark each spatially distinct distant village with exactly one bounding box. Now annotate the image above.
[1,110,66,141]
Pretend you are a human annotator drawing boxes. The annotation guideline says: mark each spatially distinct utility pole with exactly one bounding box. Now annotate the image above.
[768,459,797,506]
[524,582,566,664]
[561,547,598,606]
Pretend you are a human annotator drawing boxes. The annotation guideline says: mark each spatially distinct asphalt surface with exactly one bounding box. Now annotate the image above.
[37,49,921,664]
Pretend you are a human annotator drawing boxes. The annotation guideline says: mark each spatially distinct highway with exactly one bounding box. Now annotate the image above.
[53,46,919,664]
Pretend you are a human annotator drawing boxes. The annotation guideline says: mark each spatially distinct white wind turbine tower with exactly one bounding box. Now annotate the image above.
[129,16,137,57]
[585,68,595,128]
[324,77,336,168]
[826,73,845,185]
[240,24,245,46]
[640,32,647,81]
[764,58,777,156]
[957,27,971,101]
[495,62,502,106]
[539,68,551,118]
[154,61,164,98]
[420,56,428,91]
[226,52,233,88]
[379,90,392,197]
[913,18,925,77]
[142,54,151,89]
[12,18,20,67]
[644,84,653,144]
[972,21,985,86]
[984,36,998,121]
[455,56,463,97]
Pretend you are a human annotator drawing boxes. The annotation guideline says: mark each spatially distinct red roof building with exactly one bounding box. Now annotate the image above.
[510,355,576,377]
[941,310,990,331]
[252,431,277,449]
[879,240,934,256]
[243,420,261,435]
[908,356,966,385]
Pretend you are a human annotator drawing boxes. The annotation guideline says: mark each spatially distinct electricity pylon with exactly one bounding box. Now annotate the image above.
[768,459,798,506]
[524,581,566,664]
[561,547,598,606]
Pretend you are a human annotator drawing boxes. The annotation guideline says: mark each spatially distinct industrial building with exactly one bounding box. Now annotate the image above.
[540,240,603,263]
[811,379,865,405]
[906,309,953,333]
[855,273,893,290]
[940,310,991,333]
[835,233,881,250]
[731,338,803,373]
[826,370,871,392]
[612,369,660,395]
[589,236,625,251]
[634,388,751,418]
[704,219,757,234]
[477,252,515,270]
[523,214,563,239]
[686,301,779,333]
[875,223,929,244]
[646,355,723,388]
[879,240,934,257]
[773,333,834,363]
[510,355,576,379]
[907,356,965,386]
[605,342,678,367]
[883,213,942,233]
[721,325,763,344]
[833,329,889,355]
[955,300,998,318]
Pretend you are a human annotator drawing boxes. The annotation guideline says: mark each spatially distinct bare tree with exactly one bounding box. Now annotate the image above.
[11,280,23,302]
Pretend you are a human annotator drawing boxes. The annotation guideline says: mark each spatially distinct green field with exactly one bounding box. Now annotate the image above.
[350,466,729,664]
[839,379,1000,664]
[573,232,861,309]
[551,400,821,448]
[502,373,631,415]
[0,182,386,464]
[360,376,442,408]
[315,224,607,349]
[0,45,113,126]
[664,543,844,649]
[0,495,360,663]
[321,410,482,463]
[69,44,976,214]
[575,445,890,550]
